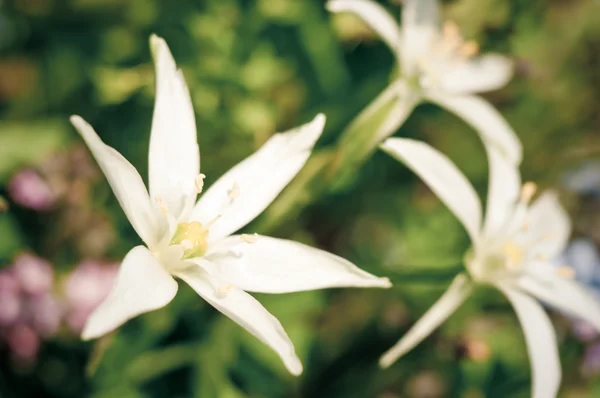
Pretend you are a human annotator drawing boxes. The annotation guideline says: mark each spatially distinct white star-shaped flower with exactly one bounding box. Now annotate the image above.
[379,137,600,397]
[70,35,391,376]
[327,0,521,164]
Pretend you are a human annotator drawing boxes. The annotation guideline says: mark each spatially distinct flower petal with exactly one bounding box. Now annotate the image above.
[425,93,523,164]
[204,235,391,293]
[379,274,472,368]
[496,285,561,398]
[326,0,401,56]
[191,114,326,241]
[148,35,199,219]
[483,147,521,238]
[175,265,302,375]
[380,138,482,243]
[70,116,159,247]
[81,246,178,340]
[519,191,571,259]
[518,272,600,332]
[439,54,513,94]
[400,0,440,74]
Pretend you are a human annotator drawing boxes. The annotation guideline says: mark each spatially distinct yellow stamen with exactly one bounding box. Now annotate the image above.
[443,21,460,40]
[228,182,240,200]
[520,182,537,203]
[556,266,575,279]
[170,222,209,258]
[240,233,258,243]
[155,196,168,214]
[195,174,206,194]
[217,284,234,297]
[204,214,222,229]
[460,40,479,57]
[502,242,523,270]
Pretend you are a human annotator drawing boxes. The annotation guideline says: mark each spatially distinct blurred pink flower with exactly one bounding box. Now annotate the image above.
[8,168,55,211]
[13,253,53,296]
[28,294,62,337]
[0,271,21,326]
[582,342,600,377]
[3,323,40,362]
[0,254,62,363]
[64,260,118,332]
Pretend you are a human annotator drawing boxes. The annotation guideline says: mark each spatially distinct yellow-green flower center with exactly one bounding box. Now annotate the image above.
[170,222,209,259]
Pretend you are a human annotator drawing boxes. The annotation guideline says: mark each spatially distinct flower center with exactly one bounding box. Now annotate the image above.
[415,21,479,89]
[465,244,525,283]
[170,222,209,258]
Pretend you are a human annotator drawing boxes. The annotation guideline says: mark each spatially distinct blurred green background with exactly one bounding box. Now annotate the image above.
[1,0,600,397]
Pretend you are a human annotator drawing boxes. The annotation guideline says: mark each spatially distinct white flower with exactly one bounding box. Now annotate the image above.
[378,137,600,397]
[70,35,391,376]
[327,0,521,164]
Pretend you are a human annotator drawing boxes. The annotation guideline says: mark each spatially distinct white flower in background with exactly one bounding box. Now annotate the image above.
[327,0,521,164]
[378,137,600,397]
[70,35,391,376]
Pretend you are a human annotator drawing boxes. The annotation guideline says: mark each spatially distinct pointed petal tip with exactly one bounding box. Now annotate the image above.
[149,34,166,54]
[287,356,304,376]
[379,352,396,369]
[380,277,393,288]
[69,114,82,124]
[80,324,97,341]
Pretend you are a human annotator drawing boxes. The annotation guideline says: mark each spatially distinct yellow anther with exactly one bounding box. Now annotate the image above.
[217,284,235,297]
[460,40,479,57]
[228,182,240,200]
[240,233,258,243]
[443,21,460,40]
[155,196,168,214]
[204,214,222,229]
[195,174,206,194]
[170,222,209,258]
[502,242,523,270]
[555,266,575,279]
[520,182,537,203]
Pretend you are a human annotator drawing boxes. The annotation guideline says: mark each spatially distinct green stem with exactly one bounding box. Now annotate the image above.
[254,82,418,234]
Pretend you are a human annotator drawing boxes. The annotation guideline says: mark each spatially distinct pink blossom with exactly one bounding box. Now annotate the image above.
[8,169,55,211]
[13,253,54,296]
[28,294,62,337]
[3,323,40,362]
[64,260,118,332]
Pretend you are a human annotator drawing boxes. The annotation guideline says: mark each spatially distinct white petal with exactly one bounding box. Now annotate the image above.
[439,55,514,94]
[425,93,523,165]
[191,114,326,241]
[70,116,160,247]
[379,274,472,368]
[496,285,561,398]
[175,265,302,375]
[400,0,440,73]
[205,235,391,293]
[519,191,571,259]
[326,0,401,56]
[518,272,600,332]
[483,147,521,238]
[81,246,178,340]
[380,138,482,243]
[148,35,199,219]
